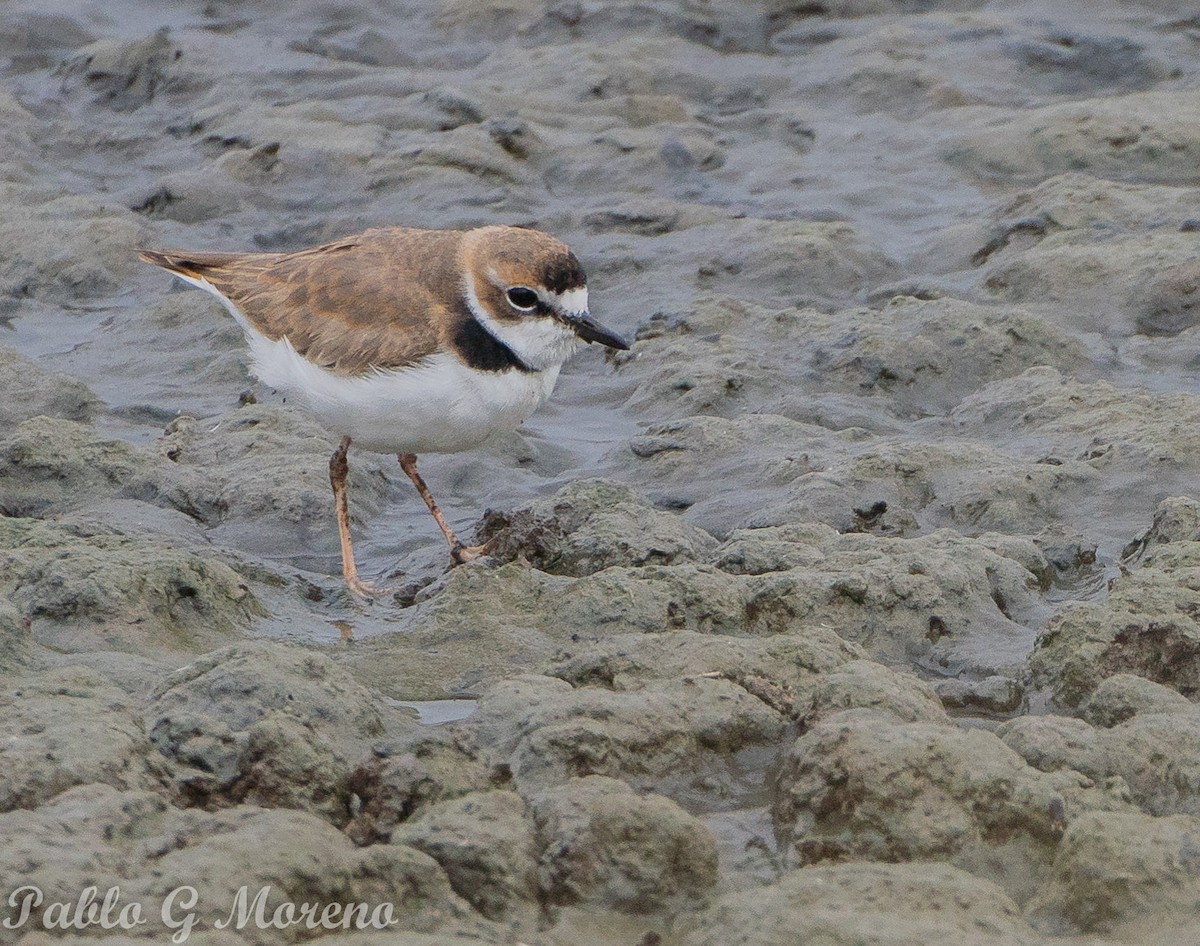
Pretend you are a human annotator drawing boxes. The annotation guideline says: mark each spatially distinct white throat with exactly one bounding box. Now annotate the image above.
[464,275,585,372]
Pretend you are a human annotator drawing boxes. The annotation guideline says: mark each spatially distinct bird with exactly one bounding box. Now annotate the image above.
[139,225,629,597]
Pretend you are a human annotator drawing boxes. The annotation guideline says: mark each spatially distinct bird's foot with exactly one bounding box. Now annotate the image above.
[450,537,498,567]
[345,575,380,599]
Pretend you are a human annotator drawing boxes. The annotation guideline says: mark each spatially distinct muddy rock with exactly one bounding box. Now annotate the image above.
[194,98,387,167]
[0,516,262,656]
[37,645,181,700]
[1027,810,1200,935]
[982,228,1200,339]
[134,802,463,941]
[693,219,898,309]
[1084,672,1193,728]
[798,295,1093,416]
[0,185,146,301]
[714,521,1041,679]
[1002,708,1200,818]
[709,523,833,576]
[618,413,856,532]
[806,660,950,724]
[473,674,786,801]
[869,445,1097,540]
[480,477,717,576]
[0,417,194,518]
[438,0,984,53]
[0,667,167,812]
[553,562,755,636]
[158,404,390,548]
[680,862,1043,946]
[0,786,170,913]
[935,675,1026,715]
[1033,529,1098,581]
[796,34,967,119]
[948,369,1200,554]
[774,709,1072,901]
[344,555,821,699]
[582,196,725,235]
[1030,540,1200,707]
[806,295,1090,416]
[617,407,1105,546]
[0,783,491,944]
[974,174,1200,337]
[59,31,190,111]
[13,934,251,946]
[950,369,1200,469]
[346,729,494,845]
[819,20,1170,114]
[0,592,31,674]
[0,90,38,181]
[620,295,1087,426]
[531,775,718,915]
[998,715,1108,780]
[146,643,398,819]
[351,516,1042,700]
[936,450,1094,544]
[135,163,252,225]
[620,318,800,423]
[338,565,577,700]
[142,290,248,388]
[734,528,1040,675]
[992,173,1200,240]
[950,90,1200,187]
[391,790,541,926]
[315,936,502,946]
[0,348,100,428]
[981,532,1057,589]
[228,713,353,816]
[1136,260,1200,337]
[1122,496,1200,562]
[1,11,96,71]
[548,628,858,714]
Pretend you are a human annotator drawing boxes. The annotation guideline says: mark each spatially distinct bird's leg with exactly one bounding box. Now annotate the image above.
[397,453,495,565]
[329,436,377,597]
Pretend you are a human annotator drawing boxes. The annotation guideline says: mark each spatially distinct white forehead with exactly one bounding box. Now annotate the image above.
[465,273,585,371]
[552,287,589,315]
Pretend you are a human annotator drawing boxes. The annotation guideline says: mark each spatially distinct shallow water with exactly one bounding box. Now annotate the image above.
[385,697,479,725]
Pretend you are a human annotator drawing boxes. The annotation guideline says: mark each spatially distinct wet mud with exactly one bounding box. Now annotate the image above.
[5,0,1200,943]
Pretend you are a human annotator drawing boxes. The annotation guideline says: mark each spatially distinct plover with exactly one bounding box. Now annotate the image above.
[140,225,629,597]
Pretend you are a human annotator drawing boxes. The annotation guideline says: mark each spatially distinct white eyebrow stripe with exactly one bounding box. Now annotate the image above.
[553,287,589,316]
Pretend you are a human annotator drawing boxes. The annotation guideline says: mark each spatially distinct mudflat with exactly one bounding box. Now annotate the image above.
[4,0,1200,943]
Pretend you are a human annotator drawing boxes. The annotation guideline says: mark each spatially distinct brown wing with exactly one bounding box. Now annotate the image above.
[139,228,465,376]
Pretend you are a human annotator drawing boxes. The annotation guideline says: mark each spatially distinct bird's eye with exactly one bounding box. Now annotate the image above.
[506,287,539,311]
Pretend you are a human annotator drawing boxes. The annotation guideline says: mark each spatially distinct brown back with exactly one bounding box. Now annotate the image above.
[140,228,468,375]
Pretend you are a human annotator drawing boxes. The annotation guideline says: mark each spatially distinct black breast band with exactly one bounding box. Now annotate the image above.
[451,309,534,373]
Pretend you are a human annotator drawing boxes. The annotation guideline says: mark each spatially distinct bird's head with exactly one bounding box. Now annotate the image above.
[461,226,629,370]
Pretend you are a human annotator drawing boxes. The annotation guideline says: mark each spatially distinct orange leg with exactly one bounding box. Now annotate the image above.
[397,453,495,565]
[329,437,377,597]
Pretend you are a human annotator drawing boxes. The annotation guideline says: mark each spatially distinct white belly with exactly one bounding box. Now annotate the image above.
[253,334,561,454]
[181,273,561,455]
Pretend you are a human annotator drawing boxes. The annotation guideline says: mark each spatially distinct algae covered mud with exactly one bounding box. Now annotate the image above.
[4,0,1200,942]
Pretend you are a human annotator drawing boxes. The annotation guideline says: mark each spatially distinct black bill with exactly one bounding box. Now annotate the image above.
[566,313,630,350]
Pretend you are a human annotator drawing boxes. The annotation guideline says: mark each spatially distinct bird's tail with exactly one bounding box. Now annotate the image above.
[137,248,254,280]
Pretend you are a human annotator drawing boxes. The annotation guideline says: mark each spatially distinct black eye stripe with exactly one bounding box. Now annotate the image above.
[506,287,539,310]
